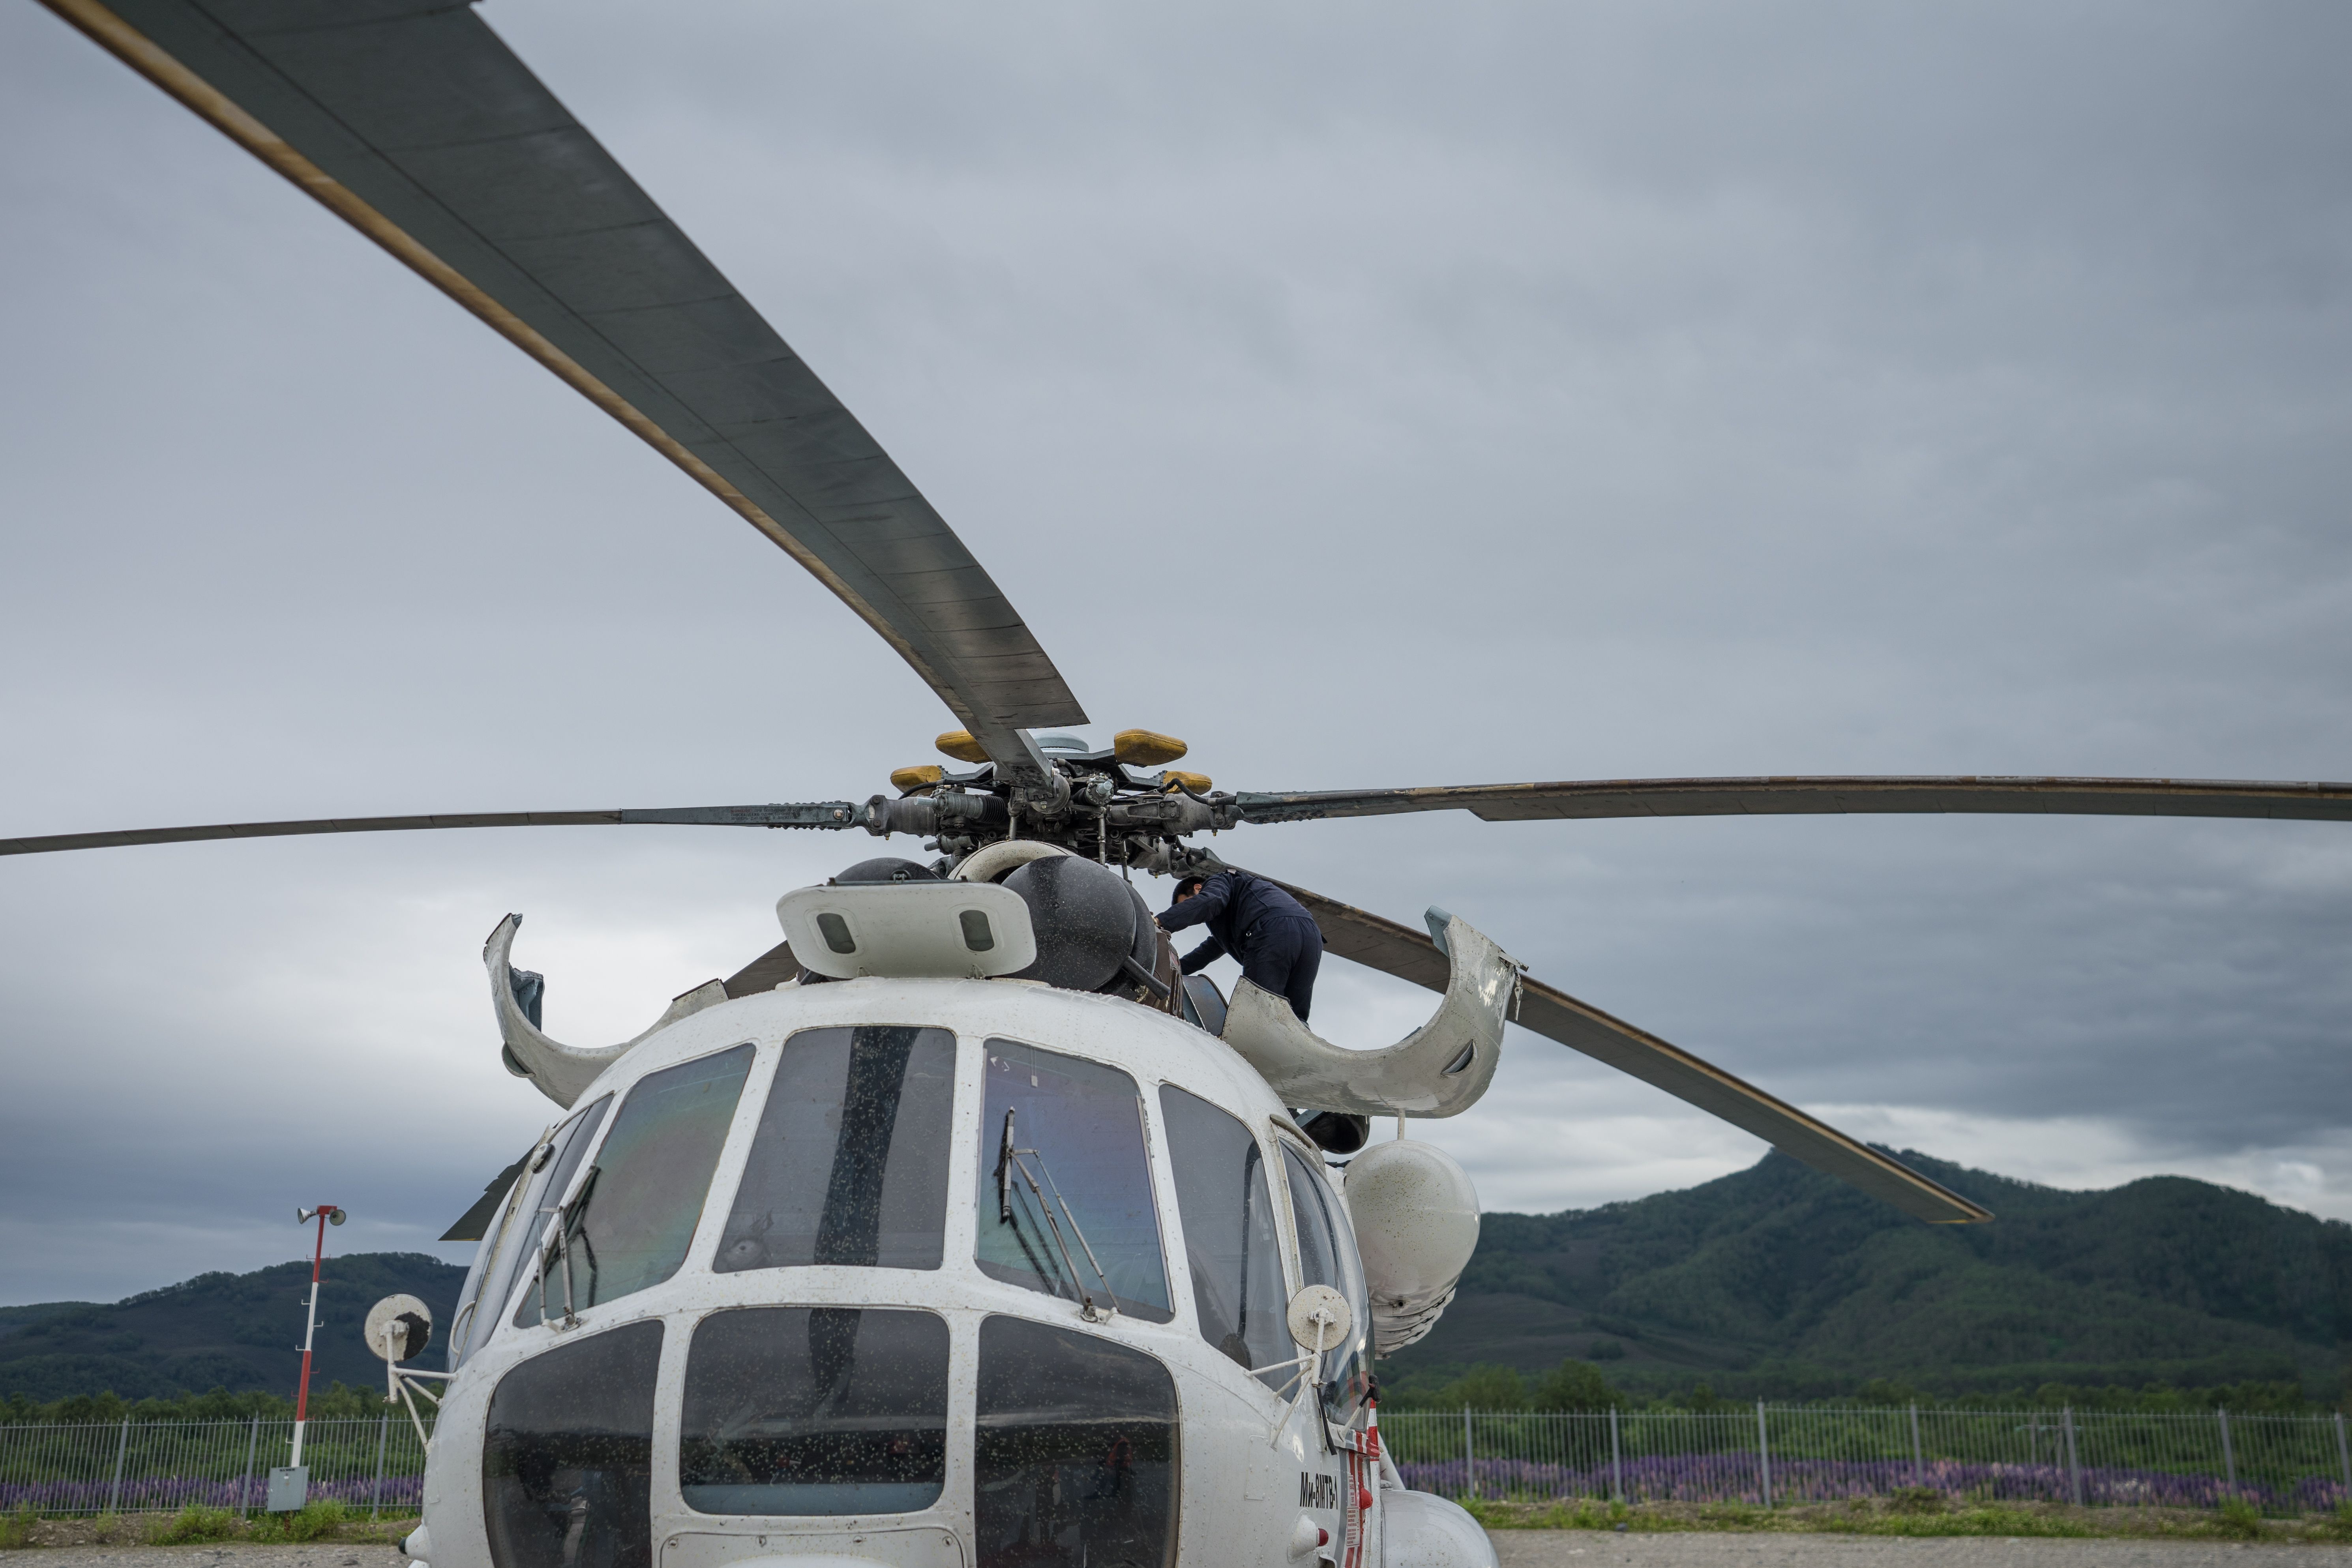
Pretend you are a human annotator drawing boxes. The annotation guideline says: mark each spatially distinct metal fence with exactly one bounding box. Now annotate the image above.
[1381,1405,2352,1517]
[6,1405,2349,1521]
[0,1415,435,1517]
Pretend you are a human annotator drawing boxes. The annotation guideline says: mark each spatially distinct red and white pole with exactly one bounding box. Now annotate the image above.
[289,1204,341,1469]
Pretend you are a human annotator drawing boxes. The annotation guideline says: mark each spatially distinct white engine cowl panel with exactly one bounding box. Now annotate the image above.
[1219,912,1517,1118]
[1344,1139,1480,1357]
[484,914,730,1109]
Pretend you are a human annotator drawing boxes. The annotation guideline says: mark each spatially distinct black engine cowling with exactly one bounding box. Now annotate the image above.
[1001,856,1147,993]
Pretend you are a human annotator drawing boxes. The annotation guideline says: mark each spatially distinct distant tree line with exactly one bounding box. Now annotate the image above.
[1377,1358,2335,1415]
[0,1381,395,1426]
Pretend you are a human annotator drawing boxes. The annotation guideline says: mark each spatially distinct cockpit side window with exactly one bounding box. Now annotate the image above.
[680,1306,949,1516]
[462,1095,611,1363]
[976,1040,1173,1323]
[516,1044,755,1326]
[1158,1086,1291,1390]
[1279,1142,1373,1427]
[481,1318,661,1568]
[974,1315,1178,1568]
[714,1027,954,1273]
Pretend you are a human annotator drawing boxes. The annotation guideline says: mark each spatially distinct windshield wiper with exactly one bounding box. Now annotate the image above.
[994,1108,1118,1322]
[534,1165,601,1330]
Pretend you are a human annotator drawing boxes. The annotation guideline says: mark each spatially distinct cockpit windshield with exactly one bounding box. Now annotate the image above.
[680,1306,949,1516]
[457,1094,610,1366]
[714,1027,954,1273]
[1158,1086,1291,1390]
[517,1044,753,1326]
[976,1039,1172,1323]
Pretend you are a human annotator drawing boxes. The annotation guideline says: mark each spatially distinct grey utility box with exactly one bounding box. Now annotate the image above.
[265,1465,309,1512]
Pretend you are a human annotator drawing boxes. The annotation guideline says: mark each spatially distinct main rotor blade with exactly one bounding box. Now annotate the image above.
[722,940,801,999]
[0,804,860,857]
[1256,872,1992,1226]
[42,0,1084,762]
[441,1148,532,1244]
[1234,775,2352,826]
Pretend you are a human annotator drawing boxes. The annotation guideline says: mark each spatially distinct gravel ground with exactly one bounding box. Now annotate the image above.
[4,1550,409,1568]
[1494,1537,2352,1568]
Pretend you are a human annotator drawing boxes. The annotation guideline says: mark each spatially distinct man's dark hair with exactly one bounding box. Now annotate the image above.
[1173,874,1209,899]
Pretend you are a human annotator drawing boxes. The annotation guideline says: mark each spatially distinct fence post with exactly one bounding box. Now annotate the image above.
[1909,1402,1924,1487]
[238,1414,261,1517]
[2218,1407,2236,1495]
[1608,1406,1623,1503]
[2062,1406,2082,1507]
[104,1416,131,1516]
[371,1411,390,1518]
[2336,1411,2349,1495]
[1462,1406,1474,1501]
[1755,1400,1771,1508]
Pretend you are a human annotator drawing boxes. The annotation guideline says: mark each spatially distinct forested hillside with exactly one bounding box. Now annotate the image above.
[1385,1150,2351,1402]
[6,1151,2347,1408]
[0,1253,465,1403]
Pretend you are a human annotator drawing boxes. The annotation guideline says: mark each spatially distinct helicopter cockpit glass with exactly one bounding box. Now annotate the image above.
[481,1319,661,1568]
[679,1306,949,1516]
[516,1045,755,1327]
[976,1040,1173,1323]
[974,1315,1177,1568]
[714,1027,954,1272]
[458,1094,612,1366]
[1279,1143,1373,1426]
[1157,1086,1291,1390]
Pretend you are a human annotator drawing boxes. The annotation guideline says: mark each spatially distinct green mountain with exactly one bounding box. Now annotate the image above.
[0,1253,467,1404]
[8,1153,2348,1408]
[1384,1150,2352,1402]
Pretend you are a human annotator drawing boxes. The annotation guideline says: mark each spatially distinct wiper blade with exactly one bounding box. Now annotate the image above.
[993,1108,1118,1321]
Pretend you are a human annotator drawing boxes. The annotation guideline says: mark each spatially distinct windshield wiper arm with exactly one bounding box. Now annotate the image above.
[994,1108,1118,1321]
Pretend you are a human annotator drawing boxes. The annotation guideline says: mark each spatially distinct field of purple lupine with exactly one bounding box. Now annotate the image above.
[0,1416,432,1518]
[1380,1408,2352,1517]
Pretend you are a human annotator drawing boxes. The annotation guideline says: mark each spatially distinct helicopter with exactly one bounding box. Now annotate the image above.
[13,2,2352,1567]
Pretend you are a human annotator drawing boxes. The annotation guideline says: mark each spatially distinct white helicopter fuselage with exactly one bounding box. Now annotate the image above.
[413,972,1487,1568]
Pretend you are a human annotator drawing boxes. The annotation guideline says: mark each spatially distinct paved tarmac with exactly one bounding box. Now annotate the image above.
[17,1535,2352,1568]
[1494,1536,2352,1568]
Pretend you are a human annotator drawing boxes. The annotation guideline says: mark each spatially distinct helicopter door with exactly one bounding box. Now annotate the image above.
[973,1315,1177,1568]
[482,1319,662,1568]
[1156,1085,1292,1392]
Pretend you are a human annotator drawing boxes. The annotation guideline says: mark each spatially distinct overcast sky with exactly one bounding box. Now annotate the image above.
[3,0,2349,1306]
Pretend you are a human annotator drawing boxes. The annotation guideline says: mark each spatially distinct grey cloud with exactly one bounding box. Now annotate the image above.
[2,0,2348,1302]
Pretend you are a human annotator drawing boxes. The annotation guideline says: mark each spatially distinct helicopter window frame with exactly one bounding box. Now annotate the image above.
[464,1093,615,1362]
[513,1041,760,1330]
[1155,1084,1296,1396]
[676,1302,954,1519]
[1272,1133,1374,1429]
[973,1036,1177,1324]
[710,1024,958,1276]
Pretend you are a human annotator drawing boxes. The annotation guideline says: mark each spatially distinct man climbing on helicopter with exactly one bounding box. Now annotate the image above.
[1159,868,1325,1022]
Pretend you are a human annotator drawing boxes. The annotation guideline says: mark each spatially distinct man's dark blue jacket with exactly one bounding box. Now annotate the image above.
[1157,869,1317,975]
